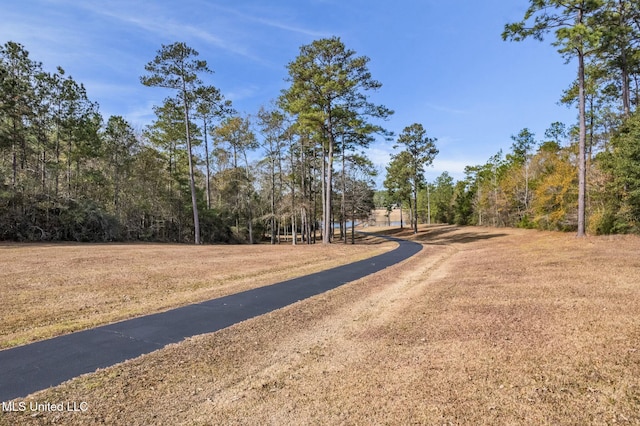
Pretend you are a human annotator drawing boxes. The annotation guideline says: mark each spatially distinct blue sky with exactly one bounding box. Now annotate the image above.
[1,0,578,184]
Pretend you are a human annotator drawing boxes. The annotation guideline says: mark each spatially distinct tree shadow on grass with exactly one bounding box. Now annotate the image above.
[366,224,508,245]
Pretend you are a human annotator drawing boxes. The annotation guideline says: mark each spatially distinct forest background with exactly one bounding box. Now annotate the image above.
[2,0,640,243]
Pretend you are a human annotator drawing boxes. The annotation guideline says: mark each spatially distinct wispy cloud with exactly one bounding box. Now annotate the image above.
[205,3,331,38]
[436,135,462,147]
[366,144,393,167]
[225,85,261,103]
[122,100,161,130]
[367,141,474,183]
[252,17,331,38]
[70,2,263,62]
[0,11,89,64]
[429,159,469,180]
[425,103,468,115]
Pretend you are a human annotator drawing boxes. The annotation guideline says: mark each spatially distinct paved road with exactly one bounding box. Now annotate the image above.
[0,235,421,401]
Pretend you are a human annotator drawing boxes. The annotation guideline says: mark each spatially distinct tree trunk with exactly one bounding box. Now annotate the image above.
[243,151,254,244]
[524,161,529,213]
[622,54,631,117]
[270,156,276,245]
[182,98,200,244]
[322,142,333,244]
[66,135,72,196]
[326,146,333,244]
[477,185,482,226]
[113,151,120,216]
[341,138,347,243]
[277,218,281,244]
[619,0,631,118]
[427,183,431,225]
[412,180,418,234]
[291,154,296,246]
[54,121,60,196]
[291,213,297,245]
[301,149,311,245]
[351,208,355,244]
[41,148,46,193]
[313,147,319,244]
[203,120,211,210]
[11,137,17,188]
[577,46,587,238]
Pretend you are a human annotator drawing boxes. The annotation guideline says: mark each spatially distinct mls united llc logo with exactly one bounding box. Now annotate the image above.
[2,400,89,412]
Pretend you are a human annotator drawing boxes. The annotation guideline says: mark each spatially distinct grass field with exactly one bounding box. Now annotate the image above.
[0,236,395,349]
[1,225,639,425]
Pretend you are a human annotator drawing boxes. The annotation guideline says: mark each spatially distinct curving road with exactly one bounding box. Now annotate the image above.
[0,234,421,401]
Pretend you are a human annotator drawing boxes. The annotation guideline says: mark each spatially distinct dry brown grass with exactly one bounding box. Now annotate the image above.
[2,225,639,425]
[0,237,395,349]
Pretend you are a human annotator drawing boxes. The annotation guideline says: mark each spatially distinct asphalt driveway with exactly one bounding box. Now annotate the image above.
[0,235,421,401]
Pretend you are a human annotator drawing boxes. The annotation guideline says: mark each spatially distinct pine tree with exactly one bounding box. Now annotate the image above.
[393,123,438,234]
[503,0,605,237]
[282,37,392,243]
[141,42,212,244]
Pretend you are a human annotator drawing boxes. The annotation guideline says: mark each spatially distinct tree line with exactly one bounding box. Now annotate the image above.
[0,37,390,244]
[381,0,640,236]
[4,0,640,243]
